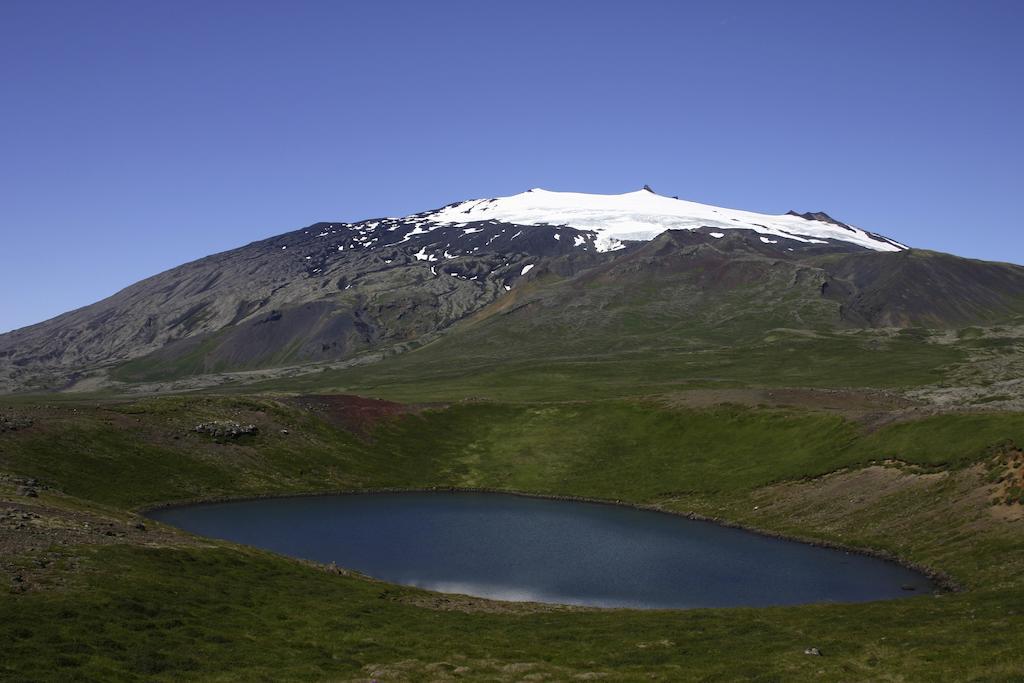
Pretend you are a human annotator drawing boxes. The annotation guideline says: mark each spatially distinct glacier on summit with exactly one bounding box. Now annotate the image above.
[422,187,907,253]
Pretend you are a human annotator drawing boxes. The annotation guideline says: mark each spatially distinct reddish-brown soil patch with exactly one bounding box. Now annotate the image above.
[286,394,419,435]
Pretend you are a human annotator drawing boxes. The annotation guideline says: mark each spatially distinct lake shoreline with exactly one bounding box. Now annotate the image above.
[139,485,960,596]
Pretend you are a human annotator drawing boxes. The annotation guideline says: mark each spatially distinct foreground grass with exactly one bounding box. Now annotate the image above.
[2,395,1023,680]
[2,544,1022,682]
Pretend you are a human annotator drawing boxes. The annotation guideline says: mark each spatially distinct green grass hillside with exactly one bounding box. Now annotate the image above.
[6,397,1024,508]
[243,329,966,402]
[2,395,1024,680]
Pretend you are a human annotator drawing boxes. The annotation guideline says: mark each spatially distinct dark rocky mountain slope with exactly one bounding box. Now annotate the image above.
[2,188,1023,393]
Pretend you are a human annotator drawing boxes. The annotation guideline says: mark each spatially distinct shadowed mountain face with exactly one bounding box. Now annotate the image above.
[2,189,1024,393]
[0,210,613,391]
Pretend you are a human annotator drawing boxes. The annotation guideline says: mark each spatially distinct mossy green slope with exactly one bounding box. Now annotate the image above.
[2,396,1024,680]
[7,398,1024,508]
[245,329,966,402]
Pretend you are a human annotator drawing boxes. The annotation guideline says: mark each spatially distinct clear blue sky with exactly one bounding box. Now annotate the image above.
[2,0,1022,333]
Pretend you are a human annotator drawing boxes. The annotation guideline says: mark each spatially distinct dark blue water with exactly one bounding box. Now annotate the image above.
[148,492,934,609]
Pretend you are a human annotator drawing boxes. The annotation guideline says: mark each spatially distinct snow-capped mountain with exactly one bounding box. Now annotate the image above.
[268,187,906,286]
[421,187,907,253]
[3,185,1024,394]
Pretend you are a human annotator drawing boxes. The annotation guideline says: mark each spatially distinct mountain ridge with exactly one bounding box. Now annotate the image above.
[2,188,1022,394]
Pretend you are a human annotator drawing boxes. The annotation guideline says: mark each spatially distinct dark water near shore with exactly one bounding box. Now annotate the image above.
[148,492,935,609]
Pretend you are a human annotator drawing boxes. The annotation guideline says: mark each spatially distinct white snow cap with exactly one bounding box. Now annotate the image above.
[424,187,906,253]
